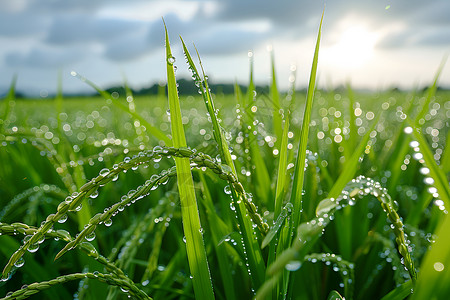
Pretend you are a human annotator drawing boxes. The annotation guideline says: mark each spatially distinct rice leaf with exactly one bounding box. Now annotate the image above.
[327,290,345,300]
[164,22,214,300]
[181,38,266,289]
[441,128,450,173]
[270,50,283,143]
[290,9,324,230]
[406,118,450,207]
[1,75,17,132]
[262,203,292,249]
[274,113,291,220]
[198,172,237,300]
[380,280,413,300]
[411,214,450,300]
[327,115,379,199]
[414,56,447,125]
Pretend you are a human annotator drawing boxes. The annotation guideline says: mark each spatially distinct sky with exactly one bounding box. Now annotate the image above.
[0,0,449,97]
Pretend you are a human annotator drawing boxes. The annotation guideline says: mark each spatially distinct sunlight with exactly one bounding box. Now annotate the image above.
[323,26,378,69]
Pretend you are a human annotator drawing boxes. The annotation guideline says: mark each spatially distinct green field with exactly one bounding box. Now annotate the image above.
[0,23,449,300]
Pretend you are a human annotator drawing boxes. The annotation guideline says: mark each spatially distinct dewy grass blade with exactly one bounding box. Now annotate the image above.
[406,118,450,208]
[180,38,232,171]
[270,50,282,144]
[327,115,379,199]
[414,56,447,126]
[246,62,272,207]
[290,9,324,231]
[411,214,450,300]
[198,172,237,300]
[441,129,450,173]
[274,113,291,220]
[164,22,214,300]
[1,75,17,133]
[181,37,266,289]
[346,82,357,154]
[380,280,413,300]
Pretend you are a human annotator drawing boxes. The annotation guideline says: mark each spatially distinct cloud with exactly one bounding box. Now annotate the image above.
[193,25,270,55]
[0,11,48,38]
[5,46,84,68]
[45,15,145,45]
[0,0,449,94]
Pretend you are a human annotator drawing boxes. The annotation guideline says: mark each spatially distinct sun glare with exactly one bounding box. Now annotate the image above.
[324,26,378,69]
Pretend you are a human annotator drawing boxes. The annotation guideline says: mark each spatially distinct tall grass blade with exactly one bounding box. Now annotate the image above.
[270,50,282,144]
[327,115,379,199]
[346,82,357,154]
[274,113,291,220]
[380,280,413,300]
[290,9,324,230]
[181,37,266,289]
[246,58,272,207]
[262,202,292,249]
[411,214,450,300]
[327,290,345,300]
[414,56,447,125]
[1,75,17,132]
[198,172,237,300]
[406,119,450,208]
[164,22,214,300]
[441,128,450,173]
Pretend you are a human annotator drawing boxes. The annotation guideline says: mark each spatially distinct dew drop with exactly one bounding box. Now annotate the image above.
[28,243,39,253]
[58,214,68,223]
[285,261,302,271]
[89,190,99,199]
[224,185,232,195]
[167,56,176,65]
[104,219,113,227]
[99,168,109,177]
[85,232,96,242]
[14,257,25,268]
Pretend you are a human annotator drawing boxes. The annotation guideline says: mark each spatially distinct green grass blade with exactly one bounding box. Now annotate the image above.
[1,75,17,132]
[262,203,292,249]
[290,9,324,230]
[381,280,413,300]
[411,214,450,300]
[55,70,63,132]
[198,172,237,300]
[181,37,266,289]
[414,56,447,125]
[164,22,214,300]
[246,55,272,207]
[274,113,291,220]
[270,50,282,144]
[180,38,234,172]
[406,118,450,207]
[346,82,357,153]
[441,128,450,173]
[327,290,345,300]
[327,115,379,199]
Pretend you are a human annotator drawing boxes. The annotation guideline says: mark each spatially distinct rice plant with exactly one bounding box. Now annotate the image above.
[1,11,449,300]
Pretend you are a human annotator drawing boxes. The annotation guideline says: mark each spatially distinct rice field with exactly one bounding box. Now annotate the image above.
[0,16,449,300]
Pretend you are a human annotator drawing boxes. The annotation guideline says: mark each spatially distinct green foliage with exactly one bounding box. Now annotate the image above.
[0,12,449,300]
